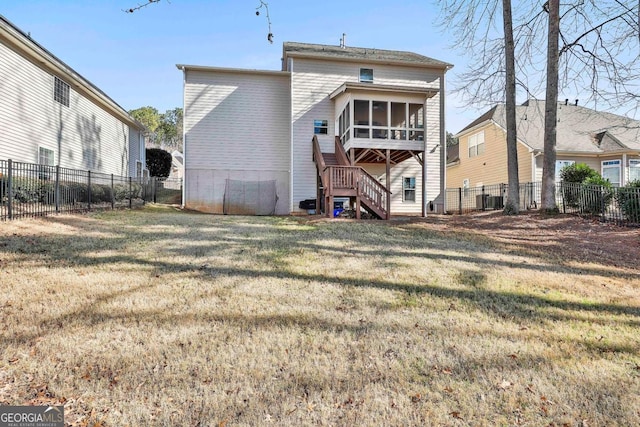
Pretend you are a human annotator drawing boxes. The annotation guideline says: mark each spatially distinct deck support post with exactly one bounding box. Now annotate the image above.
[386,149,391,219]
[422,148,427,217]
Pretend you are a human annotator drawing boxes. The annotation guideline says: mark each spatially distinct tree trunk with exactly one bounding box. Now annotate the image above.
[541,0,560,212]
[502,0,519,215]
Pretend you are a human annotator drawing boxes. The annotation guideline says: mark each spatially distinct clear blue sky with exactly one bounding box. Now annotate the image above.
[3,0,483,133]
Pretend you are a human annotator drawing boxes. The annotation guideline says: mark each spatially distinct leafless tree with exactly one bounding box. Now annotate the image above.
[125,0,274,43]
[439,0,640,212]
[438,0,523,214]
[503,0,520,214]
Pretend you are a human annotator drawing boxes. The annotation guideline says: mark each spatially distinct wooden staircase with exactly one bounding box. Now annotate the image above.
[312,136,390,219]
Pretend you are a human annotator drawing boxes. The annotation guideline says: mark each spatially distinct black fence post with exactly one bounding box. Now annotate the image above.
[561,183,566,213]
[87,170,92,211]
[111,174,115,210]
[55,165,60,214]
[481,185,486,211]
[7,159,13,220]
[153,178,157,204]
[458,187,462,215]
[129,176,132,209]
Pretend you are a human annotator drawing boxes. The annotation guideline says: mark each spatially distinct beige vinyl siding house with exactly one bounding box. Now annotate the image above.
[286,54,445,214]
[0,15,145,176]
[181,68,291,214]
[179,41,451,218]
[448,100,640,189]
[447,120,532,189]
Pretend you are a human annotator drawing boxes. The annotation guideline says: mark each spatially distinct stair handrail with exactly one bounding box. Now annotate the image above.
[312,136,329,189]
[334,136,351,166]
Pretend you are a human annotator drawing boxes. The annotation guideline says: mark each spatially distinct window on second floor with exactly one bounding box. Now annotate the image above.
[54,76,70,107]
[468,131,485,158]
[314,119,328,135]
[359,68,373,83]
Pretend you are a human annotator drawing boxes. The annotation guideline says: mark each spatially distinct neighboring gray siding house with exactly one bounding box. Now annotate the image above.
[178,41,451,218]
[0,15,146,177]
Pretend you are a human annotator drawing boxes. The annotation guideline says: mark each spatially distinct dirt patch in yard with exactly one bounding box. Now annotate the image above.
[408,211,640,271]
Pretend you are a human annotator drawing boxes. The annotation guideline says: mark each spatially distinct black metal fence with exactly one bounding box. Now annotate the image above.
[0,159,182,221]
[446,181,640,226]
[446,182,541,214]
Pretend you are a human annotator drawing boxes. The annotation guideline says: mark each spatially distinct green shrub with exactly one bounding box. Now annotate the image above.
[560,163,599,183]
[579,176,613,214]
[560,163,600,208]
[615,180,640,223]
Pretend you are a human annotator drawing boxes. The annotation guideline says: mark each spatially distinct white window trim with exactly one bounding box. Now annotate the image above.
[349,99,424,142]
[38,146,55,166]
[402,176,416,203]
[314,119,329,135]
[53,76,70,107]
[359,68,373,83]
[602,159,621,186]
[468,131,485,158]
[556,160,575,181]
[629,159,640,182]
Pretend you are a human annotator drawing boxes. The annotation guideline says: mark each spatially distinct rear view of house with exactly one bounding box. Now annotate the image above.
[178,41,451,218]
[0,14,146,177]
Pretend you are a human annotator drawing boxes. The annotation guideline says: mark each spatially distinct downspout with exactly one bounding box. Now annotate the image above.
[422,97,427,217]
[439,71,446,214]
[181,67,187,209]
[289,57,294,214]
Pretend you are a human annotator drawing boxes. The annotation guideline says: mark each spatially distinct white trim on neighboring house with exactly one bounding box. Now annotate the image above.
[622,153,627,185]
[602,159,622,186]
[629,159,640,182]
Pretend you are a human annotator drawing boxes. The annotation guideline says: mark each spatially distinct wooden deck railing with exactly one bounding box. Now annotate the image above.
[312,136,390,219]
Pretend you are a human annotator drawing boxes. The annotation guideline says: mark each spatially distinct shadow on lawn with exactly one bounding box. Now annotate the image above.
[1,210,638,351]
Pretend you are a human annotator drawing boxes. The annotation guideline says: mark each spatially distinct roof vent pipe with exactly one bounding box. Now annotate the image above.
[564,99,568,105]
[340,33,346,49]
[575,99,579,106]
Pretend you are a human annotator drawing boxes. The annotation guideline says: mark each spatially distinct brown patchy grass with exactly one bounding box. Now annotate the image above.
[0,205,639,426]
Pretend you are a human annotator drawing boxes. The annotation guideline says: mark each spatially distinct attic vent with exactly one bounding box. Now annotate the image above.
[340,33,346,49]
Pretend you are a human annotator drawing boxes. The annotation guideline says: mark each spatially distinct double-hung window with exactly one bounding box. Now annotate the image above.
[314,120,328,135]
[54,76,70,107]
[403,177,416,202]
[468,131,485,158]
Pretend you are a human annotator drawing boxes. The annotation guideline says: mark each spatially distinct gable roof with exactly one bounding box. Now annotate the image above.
[458,100,640,154]
[282,42,453,70]
[0,14,144,131]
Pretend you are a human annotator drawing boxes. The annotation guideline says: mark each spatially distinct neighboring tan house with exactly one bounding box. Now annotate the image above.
[447,99,640,190]
[178,41,451,218]
[0,15,146,177]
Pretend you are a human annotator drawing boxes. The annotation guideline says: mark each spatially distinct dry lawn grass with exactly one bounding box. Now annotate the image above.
[0,205,639,426]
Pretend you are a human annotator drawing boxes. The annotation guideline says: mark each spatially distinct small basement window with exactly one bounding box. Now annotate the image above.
[359,68,373,83]
[314,120,328,135]
[54,76,70,107]
[403,177,416,202]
